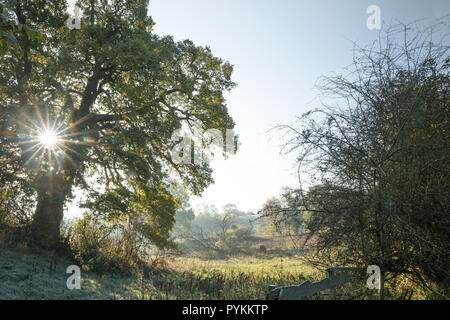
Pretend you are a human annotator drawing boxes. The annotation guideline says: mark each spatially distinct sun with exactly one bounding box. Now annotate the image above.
[15,109,91,168]
[39,130,59,148]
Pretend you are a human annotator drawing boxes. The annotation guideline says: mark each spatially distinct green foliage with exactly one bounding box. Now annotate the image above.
[0,2,40,52]
[213,225,253,253]
[0,177,35,247]
[259,194,305,236]
[64,213,175,274]
[0,0,236,248]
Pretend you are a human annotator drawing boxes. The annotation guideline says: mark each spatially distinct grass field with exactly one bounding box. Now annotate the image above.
[0,245,328,300]
[162,256,321,299]
[0,238,429,300]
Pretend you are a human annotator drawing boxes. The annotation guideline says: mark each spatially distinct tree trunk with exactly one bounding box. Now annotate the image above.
[379,271,385,300]
[31,175,67,248]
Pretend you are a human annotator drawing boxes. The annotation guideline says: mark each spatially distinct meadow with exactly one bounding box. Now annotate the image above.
[0,237,425,300]
[0,245,317,300]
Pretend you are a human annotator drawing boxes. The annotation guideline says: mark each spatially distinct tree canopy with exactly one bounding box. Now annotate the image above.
[0,0,236,248]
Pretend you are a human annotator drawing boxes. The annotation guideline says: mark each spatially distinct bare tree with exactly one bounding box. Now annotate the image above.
[266,22,449,298]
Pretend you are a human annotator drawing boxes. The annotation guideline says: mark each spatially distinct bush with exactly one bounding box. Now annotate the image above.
[0,181,34,247]
[64,214,139,274]
[63,213,179,275]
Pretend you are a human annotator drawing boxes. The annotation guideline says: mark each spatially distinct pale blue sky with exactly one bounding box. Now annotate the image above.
[148,0,449,213]
[67,0,449,216]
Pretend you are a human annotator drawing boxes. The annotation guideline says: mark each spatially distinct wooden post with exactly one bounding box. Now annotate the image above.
[268,267,361,300]
[267,285,279,300]
[327,269,336,300]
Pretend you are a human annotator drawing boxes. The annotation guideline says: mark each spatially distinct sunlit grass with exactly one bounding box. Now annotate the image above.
[170,256,319,279]
[0,248,430,300]
[0,248,317,300]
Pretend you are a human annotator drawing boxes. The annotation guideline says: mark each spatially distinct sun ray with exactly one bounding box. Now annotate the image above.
[24,144,45,166]
[18,138,41,146]
[11,106,98,171]
[12,117,42,135]
[59,131,89,139]
[33,104,47,133]
[54,144,82,170]
[22,141,44,154]
[52,120,67,136]
[55,114,94,136]
[57,142,89,160]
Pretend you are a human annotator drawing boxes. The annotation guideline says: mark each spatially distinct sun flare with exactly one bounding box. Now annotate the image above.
[39,130,58,148]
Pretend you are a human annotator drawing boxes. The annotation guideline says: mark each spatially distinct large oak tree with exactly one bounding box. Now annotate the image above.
[0,0,236,247]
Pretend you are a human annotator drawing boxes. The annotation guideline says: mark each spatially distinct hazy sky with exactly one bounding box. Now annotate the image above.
[66,0,449,217]
[149,0,449,213]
